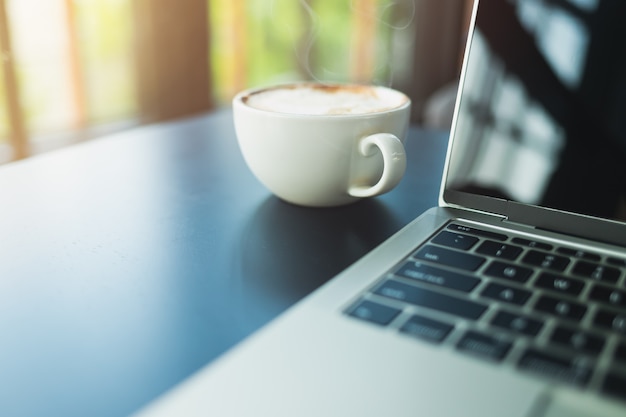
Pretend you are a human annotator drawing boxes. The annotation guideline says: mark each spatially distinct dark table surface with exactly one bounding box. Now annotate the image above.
[0,110,448,417]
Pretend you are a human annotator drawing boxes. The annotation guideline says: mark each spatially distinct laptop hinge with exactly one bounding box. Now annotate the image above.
[506,200,626,247]
[500,217,536,231]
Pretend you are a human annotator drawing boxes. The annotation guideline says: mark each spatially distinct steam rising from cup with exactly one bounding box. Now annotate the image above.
[270,0,416,87]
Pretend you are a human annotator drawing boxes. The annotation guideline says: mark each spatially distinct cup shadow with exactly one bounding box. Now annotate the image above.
[230,196,402,327]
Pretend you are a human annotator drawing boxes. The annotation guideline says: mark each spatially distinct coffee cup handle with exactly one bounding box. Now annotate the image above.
[348,133,406,198]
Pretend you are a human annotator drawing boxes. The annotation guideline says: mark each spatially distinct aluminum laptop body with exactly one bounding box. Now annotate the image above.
[135,0,626,416]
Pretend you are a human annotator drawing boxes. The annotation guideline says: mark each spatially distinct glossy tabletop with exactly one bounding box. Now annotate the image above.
[0,110,448,417]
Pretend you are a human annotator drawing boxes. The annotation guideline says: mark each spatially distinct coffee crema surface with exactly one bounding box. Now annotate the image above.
[243,84,408,116]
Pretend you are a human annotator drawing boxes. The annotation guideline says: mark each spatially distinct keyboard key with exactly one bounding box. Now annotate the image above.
[615,342,626,365]
[533,273,585,297]
[518,349,592,387]
[447,224,507,241]
[534,295,587,321]
[394,261,480,293]
[556,247,601,261]
[602,373,626,401]
[550,326,605,356]
[588,285,626,311]
[374,279,487,320]
[483,261,533,283]
[522,250,569,271]
[346,299,401,326]
[512,237,553,251]
[572,261,620,284]
[456,330,512,362]
[475,240,523,260]
[481,283,531,306]
[431,231,478,251]
[491,311,543,336]
[593,309,626,336]
[607,257,626,267]
[413,245,486,272]
[400,314,453,343]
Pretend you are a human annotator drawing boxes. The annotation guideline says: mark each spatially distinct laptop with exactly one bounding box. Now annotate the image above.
[134,0,626,415]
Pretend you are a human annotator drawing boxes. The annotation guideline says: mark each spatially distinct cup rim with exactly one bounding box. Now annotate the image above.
[233,82,411,119]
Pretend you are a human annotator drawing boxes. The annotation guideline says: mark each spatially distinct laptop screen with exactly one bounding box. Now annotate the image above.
[444,0,626,227]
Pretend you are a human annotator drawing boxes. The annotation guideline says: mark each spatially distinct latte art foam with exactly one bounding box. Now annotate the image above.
[244,84,407,116]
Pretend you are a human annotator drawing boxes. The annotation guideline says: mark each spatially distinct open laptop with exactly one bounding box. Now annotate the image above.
[135,0,626,415]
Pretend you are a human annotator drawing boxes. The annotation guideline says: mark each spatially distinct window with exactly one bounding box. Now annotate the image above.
[0,0,469,164]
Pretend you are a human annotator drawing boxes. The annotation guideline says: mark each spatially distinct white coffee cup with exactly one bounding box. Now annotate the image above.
[233,82,411,207]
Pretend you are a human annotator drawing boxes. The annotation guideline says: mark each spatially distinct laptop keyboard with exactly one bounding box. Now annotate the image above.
[345,221,626,402]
